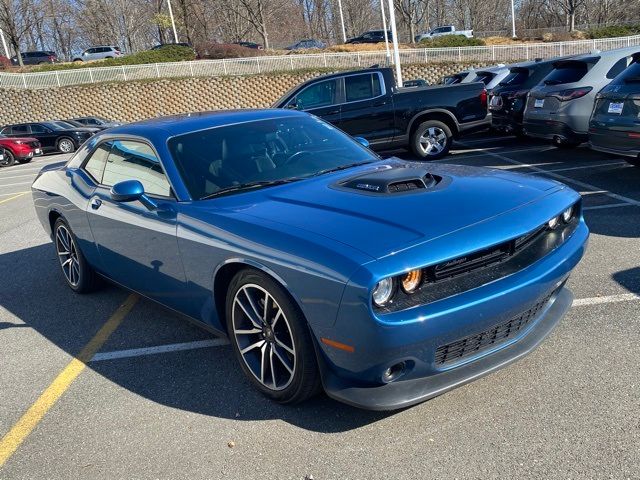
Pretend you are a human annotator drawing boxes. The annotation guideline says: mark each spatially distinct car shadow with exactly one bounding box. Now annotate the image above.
[0,243,392,433]
[612,267,640,296]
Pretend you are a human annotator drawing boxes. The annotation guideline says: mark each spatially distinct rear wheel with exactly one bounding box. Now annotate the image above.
[410,120,452,160]
[53,218,100,293]
[0,149,15,167]
[57,137,76,153]
[226,269,320,404]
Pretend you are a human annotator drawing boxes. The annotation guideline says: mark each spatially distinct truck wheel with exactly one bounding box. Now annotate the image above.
[411,120,452,160]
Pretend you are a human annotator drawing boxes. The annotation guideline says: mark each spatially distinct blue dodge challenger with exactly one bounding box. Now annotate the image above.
[32,110,588,410]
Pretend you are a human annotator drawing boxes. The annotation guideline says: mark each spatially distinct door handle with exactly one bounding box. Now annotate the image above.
[90,197,102,210]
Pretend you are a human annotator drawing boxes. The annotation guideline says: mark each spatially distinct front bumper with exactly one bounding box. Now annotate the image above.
[524,119,587,143]
[323,286,572,410]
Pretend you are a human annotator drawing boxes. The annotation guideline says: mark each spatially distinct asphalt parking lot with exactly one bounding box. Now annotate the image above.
[1,135,639,479]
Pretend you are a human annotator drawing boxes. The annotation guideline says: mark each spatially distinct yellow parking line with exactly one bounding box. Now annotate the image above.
[0,192,28,205]
[0,294,138,468]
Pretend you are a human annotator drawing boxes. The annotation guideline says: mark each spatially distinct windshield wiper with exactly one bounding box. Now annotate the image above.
[308,161,375,178]
[200,178,300,200]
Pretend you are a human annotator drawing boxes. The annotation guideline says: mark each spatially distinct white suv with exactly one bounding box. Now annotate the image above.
[73,46,123,62]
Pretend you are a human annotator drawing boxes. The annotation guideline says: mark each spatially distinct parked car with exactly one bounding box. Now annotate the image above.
[10,51,58,66]
[415,25,473,42]
[52,120,101,134]
[233,41,263,50]
[69,116,122,130]
[524,46,640,147]
[438,70,471,85]
[31,109,588,410]
[588,56,640,166]
[284,39,326,50]
[0,134,42,166]
[489,57,572,137]
[346,30,392,44]
[462,64,510,91]
[0,122,95,153]
[72,46,123,62]
[151,42,192,50]
[273,67,490,159]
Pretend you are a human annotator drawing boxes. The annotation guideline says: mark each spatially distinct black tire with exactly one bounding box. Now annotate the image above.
[553,137,580,149]
[226,269,321,404]
[53,217,101,293]
[17,156,32,164]
[410,120,453,160]
[0,149,15,167]
[57,137,76,153]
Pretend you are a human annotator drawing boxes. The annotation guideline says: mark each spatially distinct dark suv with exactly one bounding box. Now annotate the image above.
[0,122,95,153]
[489,57,571,136]
[346,31,392,44]
[10,51,58,66]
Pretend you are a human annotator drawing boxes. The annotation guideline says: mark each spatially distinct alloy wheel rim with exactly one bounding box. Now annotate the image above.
[418,127,447,156]
[55,225,80,287]
[59,140,73,152]
[232,284,296,391]
[0,151,12,167]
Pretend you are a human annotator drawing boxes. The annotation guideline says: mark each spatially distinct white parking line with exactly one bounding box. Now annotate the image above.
[91,338,230,362]
[459,145,640,207]
[87,293,640,362]
[0,191,28,197]
[0,181,33,187]
[542,161,629,173]
[0,174,38,181]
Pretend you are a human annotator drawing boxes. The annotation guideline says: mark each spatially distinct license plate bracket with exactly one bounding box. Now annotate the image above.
[607,102,624,114]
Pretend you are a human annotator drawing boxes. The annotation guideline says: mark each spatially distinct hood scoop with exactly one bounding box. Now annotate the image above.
[335,163,444,195]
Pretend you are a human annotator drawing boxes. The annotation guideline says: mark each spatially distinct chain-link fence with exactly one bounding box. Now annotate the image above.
[1,35,639,90]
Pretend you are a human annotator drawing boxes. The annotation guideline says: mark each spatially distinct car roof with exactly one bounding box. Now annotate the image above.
[104,109,310,138]
[566,46,640,62]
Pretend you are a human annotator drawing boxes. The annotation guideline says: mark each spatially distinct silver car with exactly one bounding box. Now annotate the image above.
[461,64,510,91]
[523,46,640,147]
[73,46,123,62]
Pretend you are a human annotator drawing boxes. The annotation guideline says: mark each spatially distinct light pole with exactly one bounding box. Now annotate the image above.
[336,0,347,43]
[511,0,516,38]
[386,0,402,86]
[380,0,391,64]
[166,0,179,43]
[0,28,9,57]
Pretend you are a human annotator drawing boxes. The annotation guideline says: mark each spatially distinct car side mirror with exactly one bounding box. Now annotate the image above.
[354,136,370,148]
[110,180,157,210]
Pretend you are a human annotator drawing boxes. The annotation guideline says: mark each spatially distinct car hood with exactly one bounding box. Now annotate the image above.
[219,159,563,260]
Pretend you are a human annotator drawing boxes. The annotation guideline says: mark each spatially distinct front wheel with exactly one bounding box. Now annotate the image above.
[57,137,76,153]
[0,149,15,167]
[410,120,452,160]
[53,218,100,293]
[226,269,320,404]
[17,156,32,164]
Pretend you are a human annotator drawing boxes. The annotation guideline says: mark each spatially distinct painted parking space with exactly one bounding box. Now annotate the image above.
[1,136,639,478]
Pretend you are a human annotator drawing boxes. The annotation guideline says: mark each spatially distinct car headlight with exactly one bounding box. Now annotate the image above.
[372,278,395,306]
[547,216,559,229]
[400,269,422,293]
[561,206,573,223]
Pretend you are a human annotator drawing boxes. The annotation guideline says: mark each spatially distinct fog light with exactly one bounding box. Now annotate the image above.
[548,216,559,229]
[401,269,422,293]
[561,206,573,223]
[382,362,406,383]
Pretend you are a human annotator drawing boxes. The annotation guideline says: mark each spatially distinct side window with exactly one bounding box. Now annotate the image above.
[294,79,338,109]
[12,125,29,135]
[345,74,382,102]
[607,56,631,79]
[83,142,112,183]
[88,118,99,125]
[102,140,171,197]
[30,124,50,134]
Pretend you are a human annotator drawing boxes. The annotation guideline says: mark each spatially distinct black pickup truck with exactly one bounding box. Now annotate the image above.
[272,67,490,159]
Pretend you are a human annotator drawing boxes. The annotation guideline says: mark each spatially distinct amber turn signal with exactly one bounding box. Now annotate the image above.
[401,269,422,293]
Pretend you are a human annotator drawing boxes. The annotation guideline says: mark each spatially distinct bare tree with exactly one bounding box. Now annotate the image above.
[0,0,41,65]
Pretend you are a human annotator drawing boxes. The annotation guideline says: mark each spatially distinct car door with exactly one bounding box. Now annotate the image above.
[336,72,396,143]
[84,138,186,306]
[288,78,341,125]
[29,124,57,150]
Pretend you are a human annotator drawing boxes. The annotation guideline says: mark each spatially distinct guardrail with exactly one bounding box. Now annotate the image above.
[1,34,639,90]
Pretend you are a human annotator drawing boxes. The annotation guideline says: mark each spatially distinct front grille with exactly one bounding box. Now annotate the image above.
[434,290,555,366]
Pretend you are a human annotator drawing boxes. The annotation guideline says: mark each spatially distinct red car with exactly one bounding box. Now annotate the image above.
[0,134,42,167]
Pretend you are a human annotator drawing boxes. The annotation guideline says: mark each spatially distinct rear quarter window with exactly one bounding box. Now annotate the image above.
[610,61,640,85]
[606,56,633,79]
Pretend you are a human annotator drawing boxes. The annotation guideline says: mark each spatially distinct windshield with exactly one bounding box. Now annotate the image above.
[41,122,65,131]
[543,60,591,85]
[499,68,529,86]
[168,115,377,200]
